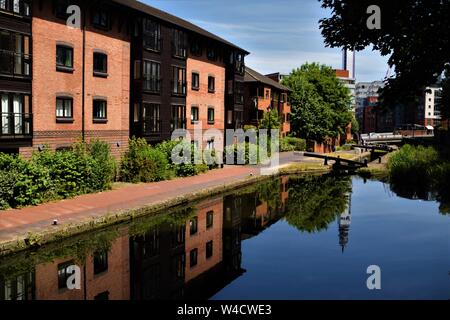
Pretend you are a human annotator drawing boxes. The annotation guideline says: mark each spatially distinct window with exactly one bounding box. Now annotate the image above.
[206,241,213,259]
[208,107,215,124]
[191,106,199,123]
[56,97,73,121]
[189,217,198,236]
[191,72,199,90]
[172,66,186,95]
[234,52,245,74]
[93,99,107,122]
[206,140,214,150]
[206,211,214,229]
[190,40,202,56]
[265,90,270,100]
[56,45,73,71]
[171,224,185,248]
[93,52,107,76]
[143,60,161,93]
[58,262,74,289]
[172,253,185,280]
[235,82,244,104]
[143,18,161,51]
[143,103,161,134]
[0,0,30,17]
[172,29,187,58]
[0,30,31,77]
[207,46,217,61]
[92,8,110,29]
[93,250,108,275]
[1,93,31,136]
[171,105,186,130]
[190,249,198,268]
[208,76,215,93]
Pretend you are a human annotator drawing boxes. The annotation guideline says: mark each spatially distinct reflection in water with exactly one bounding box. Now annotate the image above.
[0,174,448,300]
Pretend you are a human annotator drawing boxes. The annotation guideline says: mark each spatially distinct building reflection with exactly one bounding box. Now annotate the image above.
[0,178,289,300]
[338,193,352,253]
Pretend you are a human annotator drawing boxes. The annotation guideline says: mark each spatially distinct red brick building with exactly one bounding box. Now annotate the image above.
[0,0,248,156]
[243,67,291,137]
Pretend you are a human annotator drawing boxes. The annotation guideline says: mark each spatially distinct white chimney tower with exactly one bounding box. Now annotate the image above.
[342,49,356,79]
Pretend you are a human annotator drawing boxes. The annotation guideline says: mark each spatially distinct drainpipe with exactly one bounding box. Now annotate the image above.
[81,3,87,142]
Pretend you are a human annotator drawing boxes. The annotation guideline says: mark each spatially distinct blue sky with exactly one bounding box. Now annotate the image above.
[144,0,390,82]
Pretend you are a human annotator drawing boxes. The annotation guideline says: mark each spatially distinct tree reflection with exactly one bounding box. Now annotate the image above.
[285,175,353,233]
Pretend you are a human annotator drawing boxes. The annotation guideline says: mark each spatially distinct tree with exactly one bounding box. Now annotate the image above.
[259,108,281,131]
[282,63,353,142]
[319,0,450,109]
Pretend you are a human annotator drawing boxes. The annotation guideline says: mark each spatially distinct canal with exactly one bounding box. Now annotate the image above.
[0,175,449,300]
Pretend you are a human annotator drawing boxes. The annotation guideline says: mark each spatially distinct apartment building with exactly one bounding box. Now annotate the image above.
[0,0,248,157]
[243,67,291,137]
[423,85,442,128]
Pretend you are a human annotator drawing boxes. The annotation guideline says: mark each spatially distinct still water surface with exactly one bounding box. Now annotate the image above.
[0,175,449,300]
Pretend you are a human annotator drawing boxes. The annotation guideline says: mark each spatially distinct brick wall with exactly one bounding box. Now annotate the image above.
[20,1,130,159]
[186,54,225,149]
[34,230,130,300]
[184,197,223,283]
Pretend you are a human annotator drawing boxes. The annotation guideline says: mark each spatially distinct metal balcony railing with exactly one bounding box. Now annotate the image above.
[171,81,187,96]
[171,119,187,130]
[142,118,162,135]
[0,50,31,77]
[143,77,162,93]
[0,112,32,137]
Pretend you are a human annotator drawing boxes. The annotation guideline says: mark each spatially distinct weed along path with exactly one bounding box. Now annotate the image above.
[0,151,364,255]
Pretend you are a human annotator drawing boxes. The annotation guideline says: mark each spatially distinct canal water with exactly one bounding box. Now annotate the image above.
[0,175,449,300]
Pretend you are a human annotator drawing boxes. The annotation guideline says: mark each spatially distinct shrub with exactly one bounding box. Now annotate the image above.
[120,138,168,183]
[225,142,262,165]
[388,145,439,183]
[85,140,117,190]
[280,137,307,152]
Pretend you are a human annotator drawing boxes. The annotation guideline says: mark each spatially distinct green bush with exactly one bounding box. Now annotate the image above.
[85,140,117,191]
[120,138,168,183]
[388,145,439,183]
[225,142,262,165]
[156,139,214,178]
[280,137,307,152]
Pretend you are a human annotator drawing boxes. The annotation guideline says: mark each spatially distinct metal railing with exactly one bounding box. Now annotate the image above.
[143,36,162,52]
[171,119,187,130]
[143,77,162,93]
[142,118,162,135]
[0,112,32,137]
[0,50,31,77]
[171,81,187,96]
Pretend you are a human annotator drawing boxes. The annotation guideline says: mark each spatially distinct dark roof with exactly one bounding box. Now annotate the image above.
[112,0,249,54]
[245,67,291,92]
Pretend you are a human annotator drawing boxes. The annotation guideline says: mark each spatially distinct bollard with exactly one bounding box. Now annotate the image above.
[324,157,328,166]
[378,157,382,164]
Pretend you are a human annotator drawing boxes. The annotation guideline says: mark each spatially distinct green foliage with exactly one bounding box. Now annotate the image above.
[0,141,116,210]
[280,137,307,152]
[225,142,264,165]
[259,109,281,131]
[319,0,450,109]
[120,137,168,183]
[282,63,353,142]
[285,175,352,233]
[388,145,450,214]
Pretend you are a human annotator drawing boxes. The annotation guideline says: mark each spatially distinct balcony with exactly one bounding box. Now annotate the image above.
[0,50,31,78]
[0,112,32,138]
[143,77,162,94]
[142,118,161,136]
[171,118,187,131]
[171,81,187,96]
[0,0,31,18]
[235,61,245,75]
[143,36,162,52]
